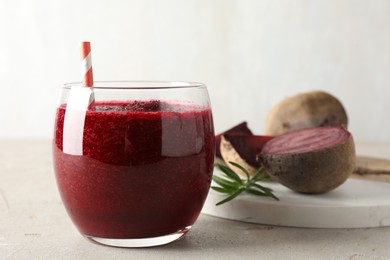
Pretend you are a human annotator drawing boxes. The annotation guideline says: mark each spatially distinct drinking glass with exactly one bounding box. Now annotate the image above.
[53,81,215,247]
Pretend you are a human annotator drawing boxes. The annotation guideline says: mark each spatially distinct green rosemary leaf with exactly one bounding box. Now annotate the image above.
[246,188,267,196]
[215,188,246,206]
[212,175,240,190]
[252,184,279,201]
[211,186,236,194]
[228,161,251,181]
[215,163,243,184]
[265,191,279,201]
[252,167,267,182]
[252,183,274,193]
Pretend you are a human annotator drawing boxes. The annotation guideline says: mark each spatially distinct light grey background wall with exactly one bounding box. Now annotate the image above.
[1,0,389,142]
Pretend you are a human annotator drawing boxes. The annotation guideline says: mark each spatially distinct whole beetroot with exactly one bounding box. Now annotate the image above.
[264,91,348,135]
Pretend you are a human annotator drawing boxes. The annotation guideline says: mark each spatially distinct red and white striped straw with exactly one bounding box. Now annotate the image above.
[80,42,94,87]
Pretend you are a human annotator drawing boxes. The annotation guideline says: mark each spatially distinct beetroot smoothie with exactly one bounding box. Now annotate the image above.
[53,100,214,239]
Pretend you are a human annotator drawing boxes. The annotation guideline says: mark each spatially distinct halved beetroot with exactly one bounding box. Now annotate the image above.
[258,126,355,193]
[215,122,253,158]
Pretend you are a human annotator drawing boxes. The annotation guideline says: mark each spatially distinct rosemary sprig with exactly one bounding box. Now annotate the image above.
[212,162,279,205]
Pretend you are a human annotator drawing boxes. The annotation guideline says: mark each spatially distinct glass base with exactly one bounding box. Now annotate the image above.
[84,226,191,248]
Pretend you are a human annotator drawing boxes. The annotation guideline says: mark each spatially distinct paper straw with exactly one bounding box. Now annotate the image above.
[63,42,95,155]
[80,42,94,87]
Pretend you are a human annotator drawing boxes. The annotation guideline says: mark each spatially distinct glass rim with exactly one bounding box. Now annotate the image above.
[63,81,206,90]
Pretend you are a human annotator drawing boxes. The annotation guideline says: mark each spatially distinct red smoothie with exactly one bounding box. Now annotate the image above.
[53,100,214,239]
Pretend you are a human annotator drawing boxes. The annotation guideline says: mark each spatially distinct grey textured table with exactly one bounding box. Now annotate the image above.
[1,139,390,259]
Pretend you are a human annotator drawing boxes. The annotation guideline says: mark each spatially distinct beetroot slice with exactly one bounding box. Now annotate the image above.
[260,126,351,156]
[224,134,274,167]
[215,122,253,158]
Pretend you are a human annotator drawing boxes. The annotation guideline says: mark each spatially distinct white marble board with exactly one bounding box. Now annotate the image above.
[202,168,390,228]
